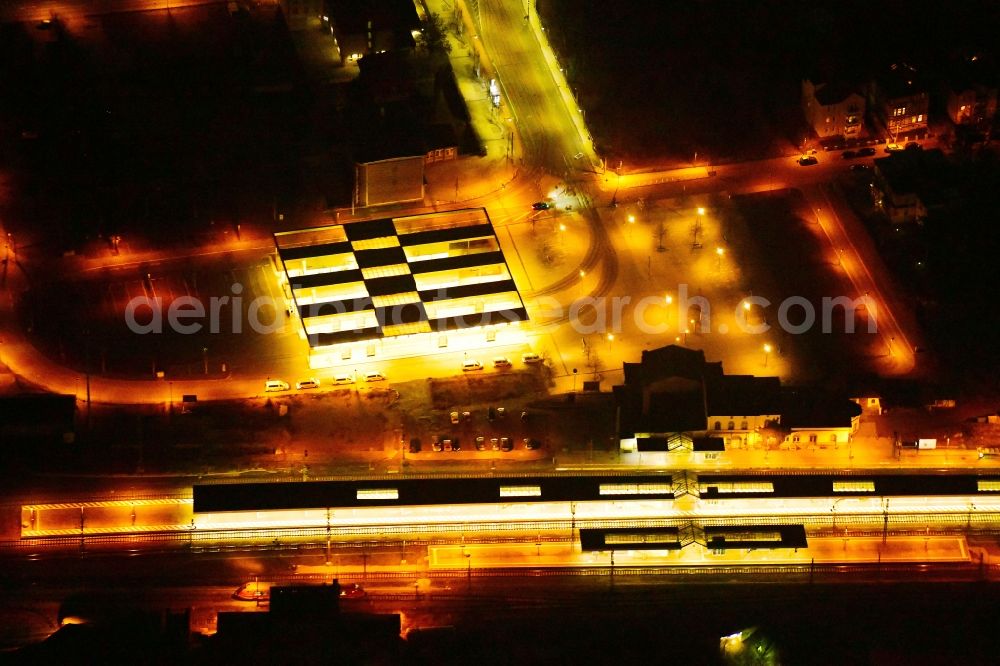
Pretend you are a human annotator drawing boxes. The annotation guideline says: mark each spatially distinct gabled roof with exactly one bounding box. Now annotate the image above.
[813,81,863,106]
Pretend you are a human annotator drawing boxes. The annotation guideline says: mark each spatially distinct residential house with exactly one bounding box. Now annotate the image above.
[801,79,865,139]
[945,56,998,129]
[613,346,860,457]
[870,63,929,141]
[871,148,956,224]
[324,0,419,65]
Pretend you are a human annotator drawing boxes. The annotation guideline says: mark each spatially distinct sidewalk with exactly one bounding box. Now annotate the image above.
[419,0,521,205]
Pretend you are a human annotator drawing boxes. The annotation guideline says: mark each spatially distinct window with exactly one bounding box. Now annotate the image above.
[438,335,448,348]
[792,435,800,443]
[499,485,541,498]
[599,483,671,495]
[740,420,748,430]
[486,329,496,342]
[727,421,735,431]
[703,481,774,494]
[829,434,838,443]
[893,107,906,117]
[714,421,722,430]
[366,344,376,357]
[357,488,398,500]
[341,347,352,360]
[917,114,923,122]
[834,480,875,493]
[809,434,818,443]
[977,479,1000,492]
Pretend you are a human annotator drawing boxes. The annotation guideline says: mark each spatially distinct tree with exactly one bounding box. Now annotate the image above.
[419,12,451,54]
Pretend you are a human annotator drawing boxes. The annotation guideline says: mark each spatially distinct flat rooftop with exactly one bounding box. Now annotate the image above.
[274,209,527,349]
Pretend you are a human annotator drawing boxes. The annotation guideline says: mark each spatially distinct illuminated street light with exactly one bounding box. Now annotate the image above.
[697,207,705,216]
[715,246,725,270]
[763,343,772,368]
[665,294,673,305]
[627,214,635,224]
[606,332,615,352]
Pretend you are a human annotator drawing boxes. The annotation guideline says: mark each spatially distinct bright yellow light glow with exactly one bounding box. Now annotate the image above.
[665,294,673,305]
[697,207,706,216]
[499,485,542,498]
[579,270,586,278]
[356,489,399,500]
[607,333,614,342]
[627,214,636,223]
[743,301,751,311]
[716,247,724,256]
[559,223,567,232]
[763,343,772,353]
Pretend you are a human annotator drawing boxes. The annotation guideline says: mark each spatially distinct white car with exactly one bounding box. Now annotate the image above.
[521,352,543,364]
[296,378,320,390]
[333,375,355,385]
[462,359,483,372]
[493,357,512,369]
[265,380,290,392]
[364,372,386,382]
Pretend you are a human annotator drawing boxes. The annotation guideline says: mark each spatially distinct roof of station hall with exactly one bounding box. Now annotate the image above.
[274,209,527,347]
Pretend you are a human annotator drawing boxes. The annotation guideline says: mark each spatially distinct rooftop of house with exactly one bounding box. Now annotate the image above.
[874,148,959,206]
[326,0,419,38]
[946,54,1000,93]
[810,80,865,107]
[877,62,928,100]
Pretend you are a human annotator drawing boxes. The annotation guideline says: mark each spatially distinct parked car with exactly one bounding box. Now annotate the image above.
[409,438,421,453]
[797,155,818,166]
[521,352,543,364]
[296,378,320,390]
[265,379,290,392]
[905,142,922,151]
[462,359,483,372]
[364,372,386,382]
[333,374,355,385]
[500,437,512,451]
[496,407,506,419]
[524,438,541,450]
[856,147,876,157]
[475,436,486,451]
[841,150,857,159]
[520,410,529,422]
[531,201,551,211]
[443,438,454,452]
[490,437,500,451]
[432,435,443,452]
[884,143,903,153]
[450,411,460,424]
[493,356,512,369]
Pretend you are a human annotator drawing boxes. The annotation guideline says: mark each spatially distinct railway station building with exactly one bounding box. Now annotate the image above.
[613,346,862,455]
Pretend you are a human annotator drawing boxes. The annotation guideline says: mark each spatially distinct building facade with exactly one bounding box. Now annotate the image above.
[801,79,865,139]
[870,63,929,140]
[613,346,861,457]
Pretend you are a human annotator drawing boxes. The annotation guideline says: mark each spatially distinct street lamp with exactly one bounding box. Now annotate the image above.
[715,246,725,270]
[697,207,705,217]
[606,332,614,351]
[763,343,772,368]
[664,294,673,305]
[627,214,635,224]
